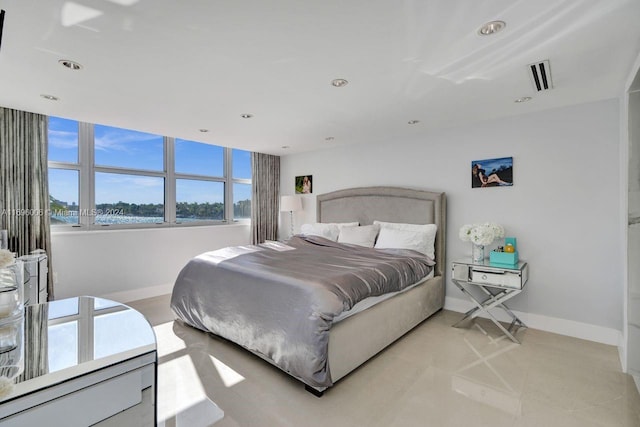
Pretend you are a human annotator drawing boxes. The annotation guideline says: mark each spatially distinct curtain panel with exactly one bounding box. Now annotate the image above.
[251,152,280,244]
[0,107,53,299]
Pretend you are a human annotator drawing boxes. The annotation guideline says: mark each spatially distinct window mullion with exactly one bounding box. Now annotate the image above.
[78,122,93,229]
[224,147,232,222]
[165,136,176,224]
[174,174,225,182]
[93,166,166,178]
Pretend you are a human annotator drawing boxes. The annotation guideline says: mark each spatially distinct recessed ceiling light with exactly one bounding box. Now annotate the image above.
[58,59,83,70]
[331,78,349,87]
[281,145,290,149]
[40,94,59,101]
[478,20,506,36]
[325,136,335,141]
[199,129,209,133]
[514,96,532,103]
[408,120,420,125]
[241,113,253,119]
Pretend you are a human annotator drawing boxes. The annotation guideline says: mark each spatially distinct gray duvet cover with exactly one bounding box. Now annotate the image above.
[170,235,434,387]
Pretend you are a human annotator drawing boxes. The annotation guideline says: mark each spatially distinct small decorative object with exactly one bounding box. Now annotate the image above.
[0,251,23,322]
[295,175,312,194]
[472,244,485,264]
[459,223,504,263]
[471,157,513,188]
[490,237,519,267]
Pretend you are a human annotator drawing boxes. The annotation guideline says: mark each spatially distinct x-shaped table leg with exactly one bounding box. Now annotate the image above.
[452,280,526,343]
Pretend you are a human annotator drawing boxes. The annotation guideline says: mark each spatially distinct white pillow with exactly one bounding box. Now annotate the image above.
[337,224,380,247]
[373,221,437,259]
[300,223,340,241]
[333,222,359,231]
[300,222,359,241]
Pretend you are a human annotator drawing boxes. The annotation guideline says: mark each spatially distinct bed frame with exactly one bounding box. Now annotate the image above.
[311,186,446,395]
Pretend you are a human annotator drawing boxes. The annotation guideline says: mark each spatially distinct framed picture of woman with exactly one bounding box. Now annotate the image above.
[471,157,513,188]
[295,175,312,194]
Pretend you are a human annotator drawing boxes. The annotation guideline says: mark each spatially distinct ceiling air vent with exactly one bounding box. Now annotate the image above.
[0,10,5,53]
[528,60,553,92]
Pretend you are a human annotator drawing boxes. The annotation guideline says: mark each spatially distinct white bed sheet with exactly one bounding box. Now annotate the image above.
[333,269,434,323]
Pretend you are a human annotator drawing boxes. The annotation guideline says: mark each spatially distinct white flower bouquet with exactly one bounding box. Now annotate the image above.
[459,222,504,246]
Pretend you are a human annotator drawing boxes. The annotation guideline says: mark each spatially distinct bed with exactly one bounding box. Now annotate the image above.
[170,186,446,395]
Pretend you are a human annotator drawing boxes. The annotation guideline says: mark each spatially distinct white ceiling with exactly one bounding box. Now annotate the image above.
[0,0,639,155]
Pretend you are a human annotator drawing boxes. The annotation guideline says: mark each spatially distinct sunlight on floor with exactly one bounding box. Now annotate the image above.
[211,356,245,388]
[153,321,186,358]
[157,354,224,426]
[157,398,224,427]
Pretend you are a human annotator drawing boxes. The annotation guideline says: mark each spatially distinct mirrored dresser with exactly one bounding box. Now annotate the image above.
[0,296,157,426]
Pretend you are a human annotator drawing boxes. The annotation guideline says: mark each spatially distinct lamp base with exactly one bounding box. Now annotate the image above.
[289,211,294,238]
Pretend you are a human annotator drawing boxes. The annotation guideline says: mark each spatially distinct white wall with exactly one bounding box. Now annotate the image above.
[281,99,623,341]
[51,224,251,302]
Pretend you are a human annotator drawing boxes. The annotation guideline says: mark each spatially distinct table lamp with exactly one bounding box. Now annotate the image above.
[280,195,302,238]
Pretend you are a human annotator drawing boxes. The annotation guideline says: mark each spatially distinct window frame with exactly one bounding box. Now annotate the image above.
[48,120,252,231]
[230,149,252,221]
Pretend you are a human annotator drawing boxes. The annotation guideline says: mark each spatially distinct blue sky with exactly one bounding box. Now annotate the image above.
[48,117,252,205]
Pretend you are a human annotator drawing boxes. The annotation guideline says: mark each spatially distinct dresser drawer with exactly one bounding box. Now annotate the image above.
[470,268,523,289]
[0,364,154,427]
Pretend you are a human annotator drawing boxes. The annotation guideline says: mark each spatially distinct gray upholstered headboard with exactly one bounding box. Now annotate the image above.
[316,186,447,277]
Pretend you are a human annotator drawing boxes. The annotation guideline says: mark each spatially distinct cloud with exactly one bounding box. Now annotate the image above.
[48,129,78,149]
[94,127,162,153]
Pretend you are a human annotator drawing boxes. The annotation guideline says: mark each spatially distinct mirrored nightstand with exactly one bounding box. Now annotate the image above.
[451,260,529,343]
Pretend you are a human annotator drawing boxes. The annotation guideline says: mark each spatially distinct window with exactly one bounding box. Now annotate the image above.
[174,139,226,223]
[95,173,165,224]
[93,125,166,225]
[48,117,80,225]
[95,125,164,171]
[47,117,252,229]
[48,116,79,163]
[232,149,252,220]
[49,169,80,225]
[176,179,225,221]
[175,138,224,176]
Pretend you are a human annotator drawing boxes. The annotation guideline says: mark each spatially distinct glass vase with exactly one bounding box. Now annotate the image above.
[472,244,485,264]
[0,260,24,323]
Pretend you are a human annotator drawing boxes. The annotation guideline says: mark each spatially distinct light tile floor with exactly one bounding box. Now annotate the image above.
[128,295,640,427]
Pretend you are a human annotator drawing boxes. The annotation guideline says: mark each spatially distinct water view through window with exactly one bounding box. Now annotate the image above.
[48,118,252,226]
[95,173,165,224]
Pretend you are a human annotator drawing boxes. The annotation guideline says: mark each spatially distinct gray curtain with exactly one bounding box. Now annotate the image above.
[251,152,280,244]
[0,107,53,300]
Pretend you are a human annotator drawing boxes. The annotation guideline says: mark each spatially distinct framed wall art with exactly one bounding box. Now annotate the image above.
[471,157,513,188]
[295,175,312,194]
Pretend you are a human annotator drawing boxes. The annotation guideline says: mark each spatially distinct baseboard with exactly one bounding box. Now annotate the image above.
[618,335,627,373]
[100,283,174,304]
[634,375,640,395]
[444,296,622,346]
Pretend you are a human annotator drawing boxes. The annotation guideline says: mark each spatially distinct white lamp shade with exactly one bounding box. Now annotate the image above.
[280,195,302,212]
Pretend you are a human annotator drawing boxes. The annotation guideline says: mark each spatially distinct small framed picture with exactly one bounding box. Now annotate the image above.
[471,157,513,188]
[295,175,312,194]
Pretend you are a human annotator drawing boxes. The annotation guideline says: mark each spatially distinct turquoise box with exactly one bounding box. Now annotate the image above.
[490,250,519,267]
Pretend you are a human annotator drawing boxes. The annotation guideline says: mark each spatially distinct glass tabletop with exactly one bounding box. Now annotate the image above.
[452,259,527,271]
[0,296,156,403]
